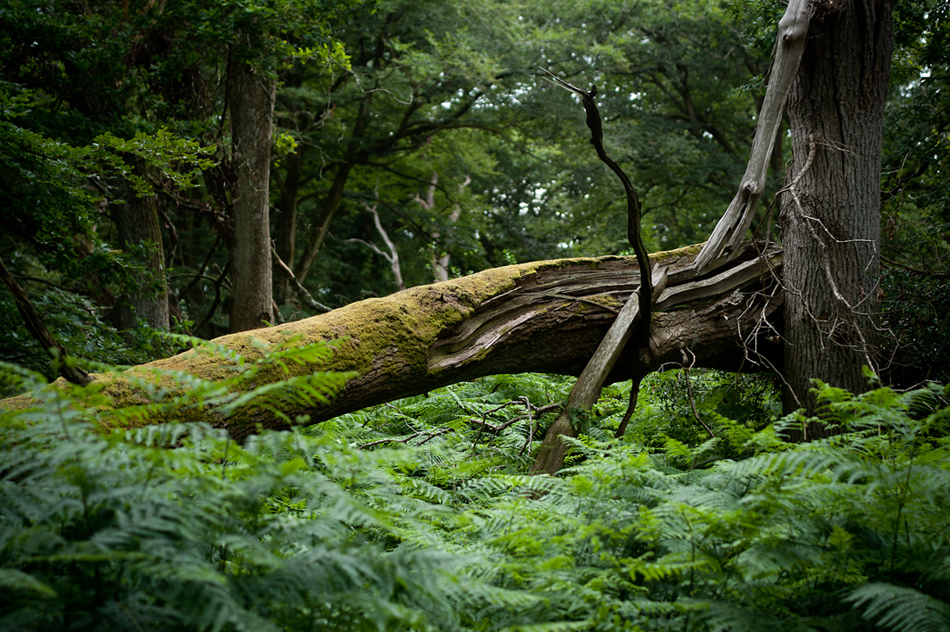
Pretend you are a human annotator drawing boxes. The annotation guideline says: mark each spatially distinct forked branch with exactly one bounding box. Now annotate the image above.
[530,1,810,473]
[540,68,653,326]
[535,68,657,475]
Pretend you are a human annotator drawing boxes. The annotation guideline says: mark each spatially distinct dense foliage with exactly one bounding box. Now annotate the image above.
[0,0,946,383]
[3,343,950,631]
[3,2,950,629]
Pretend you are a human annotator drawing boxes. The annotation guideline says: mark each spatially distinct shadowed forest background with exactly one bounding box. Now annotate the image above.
[3,0,950,630]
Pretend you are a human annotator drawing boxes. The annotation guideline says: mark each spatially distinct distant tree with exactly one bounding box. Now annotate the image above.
[878,0,950,383]
[226,49,279,332]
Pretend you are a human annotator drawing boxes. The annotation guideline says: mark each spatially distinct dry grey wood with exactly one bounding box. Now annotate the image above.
[567,267,669,410]
[528,268,668,475]
[529,246,779,475]
[656,248,782,310]
[693,0,812,272]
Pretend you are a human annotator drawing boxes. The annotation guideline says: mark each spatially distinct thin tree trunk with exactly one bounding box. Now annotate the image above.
[294,162,354,286]
[780,0,893,416]
[111,174,170,331]
[228,57,277,332]
[295,96,372,286]
[274,144,303,304]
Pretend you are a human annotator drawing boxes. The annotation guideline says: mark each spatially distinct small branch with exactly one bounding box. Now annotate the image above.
[416,427,454,446]
[359,427,454,450]
[0,257,90,385]
[614,375,643,439]
[468,401,561,434]
[880,255,948,278]
[412,173,438,211]
[178,234,221,303]
[346,238,389,259]
[270,242,332,313]
[348,197,406,291]
[12,275,67,291]
[194,262,230,334]
[680,348,715,439]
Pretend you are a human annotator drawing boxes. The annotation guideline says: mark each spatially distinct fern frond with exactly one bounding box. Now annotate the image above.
[847,583,950,632]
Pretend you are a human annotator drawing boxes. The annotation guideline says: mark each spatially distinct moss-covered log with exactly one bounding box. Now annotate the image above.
[3,243,783,439]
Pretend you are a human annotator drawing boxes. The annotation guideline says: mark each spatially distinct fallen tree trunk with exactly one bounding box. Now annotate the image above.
[1,242,783,440]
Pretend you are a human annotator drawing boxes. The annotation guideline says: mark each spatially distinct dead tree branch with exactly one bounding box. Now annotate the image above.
[0,257,90,386]
[347,197,406,291]
[271,242,332,313]
[694,0,812,271]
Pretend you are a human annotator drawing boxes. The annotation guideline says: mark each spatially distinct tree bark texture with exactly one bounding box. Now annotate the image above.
[228,58,277,333]
[111,175,170,331]
[780,0,893,414]
[10,245,783,440]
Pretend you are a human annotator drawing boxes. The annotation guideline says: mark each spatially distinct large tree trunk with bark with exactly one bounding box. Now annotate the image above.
[228,57,277,332]
[15,245,783,440]
[780,0,893,414]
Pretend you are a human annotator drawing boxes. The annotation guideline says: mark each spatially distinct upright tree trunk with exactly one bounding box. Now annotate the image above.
[294,161,355,285]
[228,58,277,332]
[111,174,170,331]
[273,67,308,305]
[274,145,303,304]
[780,0,893,414]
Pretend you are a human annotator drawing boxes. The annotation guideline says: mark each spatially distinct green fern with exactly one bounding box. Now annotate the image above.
[847,583,950,632]
[5,344,950,632]
[0,345,473,632]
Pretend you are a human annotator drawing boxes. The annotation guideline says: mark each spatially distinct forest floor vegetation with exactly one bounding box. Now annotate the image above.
[2,342,950,632]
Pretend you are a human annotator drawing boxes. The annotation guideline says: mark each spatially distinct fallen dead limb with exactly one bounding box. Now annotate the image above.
[2,242,783,442]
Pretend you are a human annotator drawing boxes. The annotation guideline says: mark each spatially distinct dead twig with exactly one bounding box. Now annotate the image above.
[680,348,716,439]
[270,242,332,313]
[614,376,643,439]
[360,427,455,450]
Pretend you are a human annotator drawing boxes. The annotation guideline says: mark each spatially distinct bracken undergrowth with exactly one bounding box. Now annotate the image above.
[2,339,950,632]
